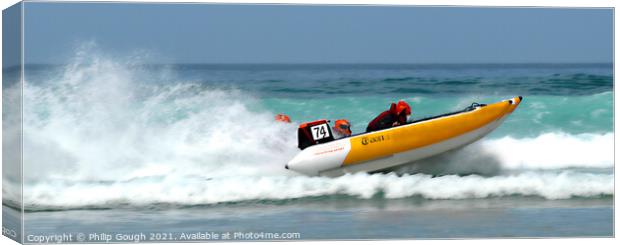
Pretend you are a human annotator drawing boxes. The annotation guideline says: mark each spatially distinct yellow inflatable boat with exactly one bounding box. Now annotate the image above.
[286,96,522,177]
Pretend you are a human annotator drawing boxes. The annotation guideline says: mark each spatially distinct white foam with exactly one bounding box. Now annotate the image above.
[20,46,300,185]
[7,46,613,210]
[393,132,613,177]
[481,132,614,169]
[22,170,612,210]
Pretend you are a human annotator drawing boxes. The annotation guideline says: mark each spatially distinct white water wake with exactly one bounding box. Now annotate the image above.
[2,46,612,210]
[20,170,612,210]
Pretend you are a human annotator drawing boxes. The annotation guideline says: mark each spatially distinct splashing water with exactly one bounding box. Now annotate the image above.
[3,46,612,210]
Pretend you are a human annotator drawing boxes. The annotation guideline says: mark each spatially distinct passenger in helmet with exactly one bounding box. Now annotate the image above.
[332,119,352,138]
[366,100,412,132]
[275,113,291,123]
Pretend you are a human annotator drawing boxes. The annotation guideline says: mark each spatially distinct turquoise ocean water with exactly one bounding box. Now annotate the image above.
[2,52,613,239]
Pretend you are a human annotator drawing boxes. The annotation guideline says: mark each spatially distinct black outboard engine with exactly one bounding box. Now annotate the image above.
[297,119,335,150]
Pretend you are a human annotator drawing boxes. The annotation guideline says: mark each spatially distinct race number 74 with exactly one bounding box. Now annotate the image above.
[310,124,330,140]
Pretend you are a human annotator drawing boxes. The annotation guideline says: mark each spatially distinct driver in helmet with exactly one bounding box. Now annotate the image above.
[366,100,411,132]
[332,119,352,138]
[275,113,291,123]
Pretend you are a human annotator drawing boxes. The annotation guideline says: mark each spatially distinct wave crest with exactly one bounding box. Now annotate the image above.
[20,170,612,211]
[6,46,612,210]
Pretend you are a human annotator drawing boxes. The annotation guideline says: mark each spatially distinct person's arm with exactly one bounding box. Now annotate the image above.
[393,111,408,126]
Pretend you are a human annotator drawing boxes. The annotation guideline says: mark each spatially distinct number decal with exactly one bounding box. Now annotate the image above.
[310,124,330,140]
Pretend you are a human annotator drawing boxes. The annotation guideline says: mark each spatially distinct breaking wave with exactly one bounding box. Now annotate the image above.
[21,170,612,211]
[2,46,612,210]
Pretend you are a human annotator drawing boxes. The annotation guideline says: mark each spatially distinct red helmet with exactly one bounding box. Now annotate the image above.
[396,100,411,116]
[333,119,352,136]
[275,114,291,123]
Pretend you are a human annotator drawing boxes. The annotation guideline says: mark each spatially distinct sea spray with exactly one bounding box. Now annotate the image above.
[7,47,613,210]
[21,49,300,185]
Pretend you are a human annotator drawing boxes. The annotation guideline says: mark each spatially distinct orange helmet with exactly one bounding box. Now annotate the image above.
[275,114,291,123]
[333,119,352,136]
[396,100,411,116]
